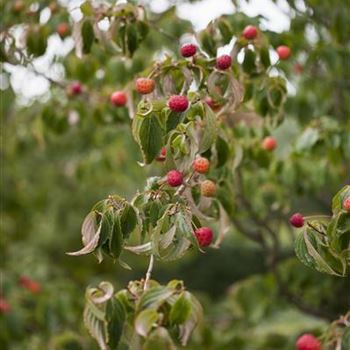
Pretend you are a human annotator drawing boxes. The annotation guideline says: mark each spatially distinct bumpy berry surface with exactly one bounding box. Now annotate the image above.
[343,197,350,212]
[243,25,258,40]
[194,227,213,247]
[110,91,127,106]
[156,147,166,161]
[167,170,183,187]
[135,78,155,94]
[262,136,277,151]
[216,55,232,70]
[289,213,304,228]
[193,157,210,174]
[201,180,216,197]
[168,95,189,112]
[276,45,291,60]
[180,43,197,57]
[296,334,321,350]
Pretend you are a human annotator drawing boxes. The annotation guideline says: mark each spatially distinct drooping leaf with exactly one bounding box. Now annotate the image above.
[169,292,192,325]
[135,308,159,337]
[81,19,95,54]
[137,286,175,311]
[143,327,176,350]
[199,104,218,153]
[105,297,126,349]
[136,114,163,164]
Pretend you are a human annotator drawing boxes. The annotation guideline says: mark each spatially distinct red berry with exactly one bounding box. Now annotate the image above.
[343,197,350,212]
[193,157,210,174]
[216,55,232,70]
[195,227,213,247]
[296,334,321,350]
[180,43,197,58]
[167,170,183,187]
[262,136,277,151]
[110,91,127,107]
[19,276,41,294]
[0,298,11,314]
[289,213,304,228]
[70,82,82,95]
[276,45,291,60]
[294,63,304,74]
[135,78,155,95]
[201,180,216,197]
[57,22,70,38]
[156,147,166,162]
[168,95,189,112]
[204,96,221,111]
[243,25,258,40]
[12,0,24,13]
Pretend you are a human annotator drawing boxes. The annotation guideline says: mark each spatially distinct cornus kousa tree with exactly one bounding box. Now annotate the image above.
[1,0,350,349]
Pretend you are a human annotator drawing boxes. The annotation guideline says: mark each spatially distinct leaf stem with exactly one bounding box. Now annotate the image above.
[143,254,154,291]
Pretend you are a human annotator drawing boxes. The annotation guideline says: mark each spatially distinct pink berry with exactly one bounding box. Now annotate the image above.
[194,227,213,247]
[262,136,277,151]
[276,45,291,60]
[243,25,258,40]
[204,96,221,111]
[343,197,350,212]
[0,298,11,314]
[110,91,127,107]
[168,95,189,112]
[180,43,197,58]
[167,170,183,187]
[135,78,155,94]
[19,276,41,294]
[296,334,321,350]
[70,82,82,95]
[156,147,166,162]
[216,55,232,70]
[289,213,304,228]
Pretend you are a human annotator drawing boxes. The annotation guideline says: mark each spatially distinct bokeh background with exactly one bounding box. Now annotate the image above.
[1,0,350,349]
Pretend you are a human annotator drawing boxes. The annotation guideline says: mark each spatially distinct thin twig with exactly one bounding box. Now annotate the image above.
[143,254,154,291]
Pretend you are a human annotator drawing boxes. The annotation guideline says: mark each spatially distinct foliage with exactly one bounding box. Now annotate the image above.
[1,0,350,349]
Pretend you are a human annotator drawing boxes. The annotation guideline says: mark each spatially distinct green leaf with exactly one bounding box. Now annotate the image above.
[80,1,93,16]
[120,204,137,238]
[199,104,218,153]
[67,212,102,257]
[216,136,230,167]
[295,128,319,152]
[143,327,176,350]
[217,19,233,44]
[26,25,48,57]
[332,185,350,215]
[105,297,126,349]
[295,228,342,276]
[83,282,114,350]
[169,292,192,325]
[178,292,203,346]
[137,286,175,311]
[108,215,123,259]
[99,208,115,246]
[134,114,163,164]
[82,19,95,54]
[260,47,271,69]
[135,309,159,337]
[126,24,138,56]
[243,49,256,74]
